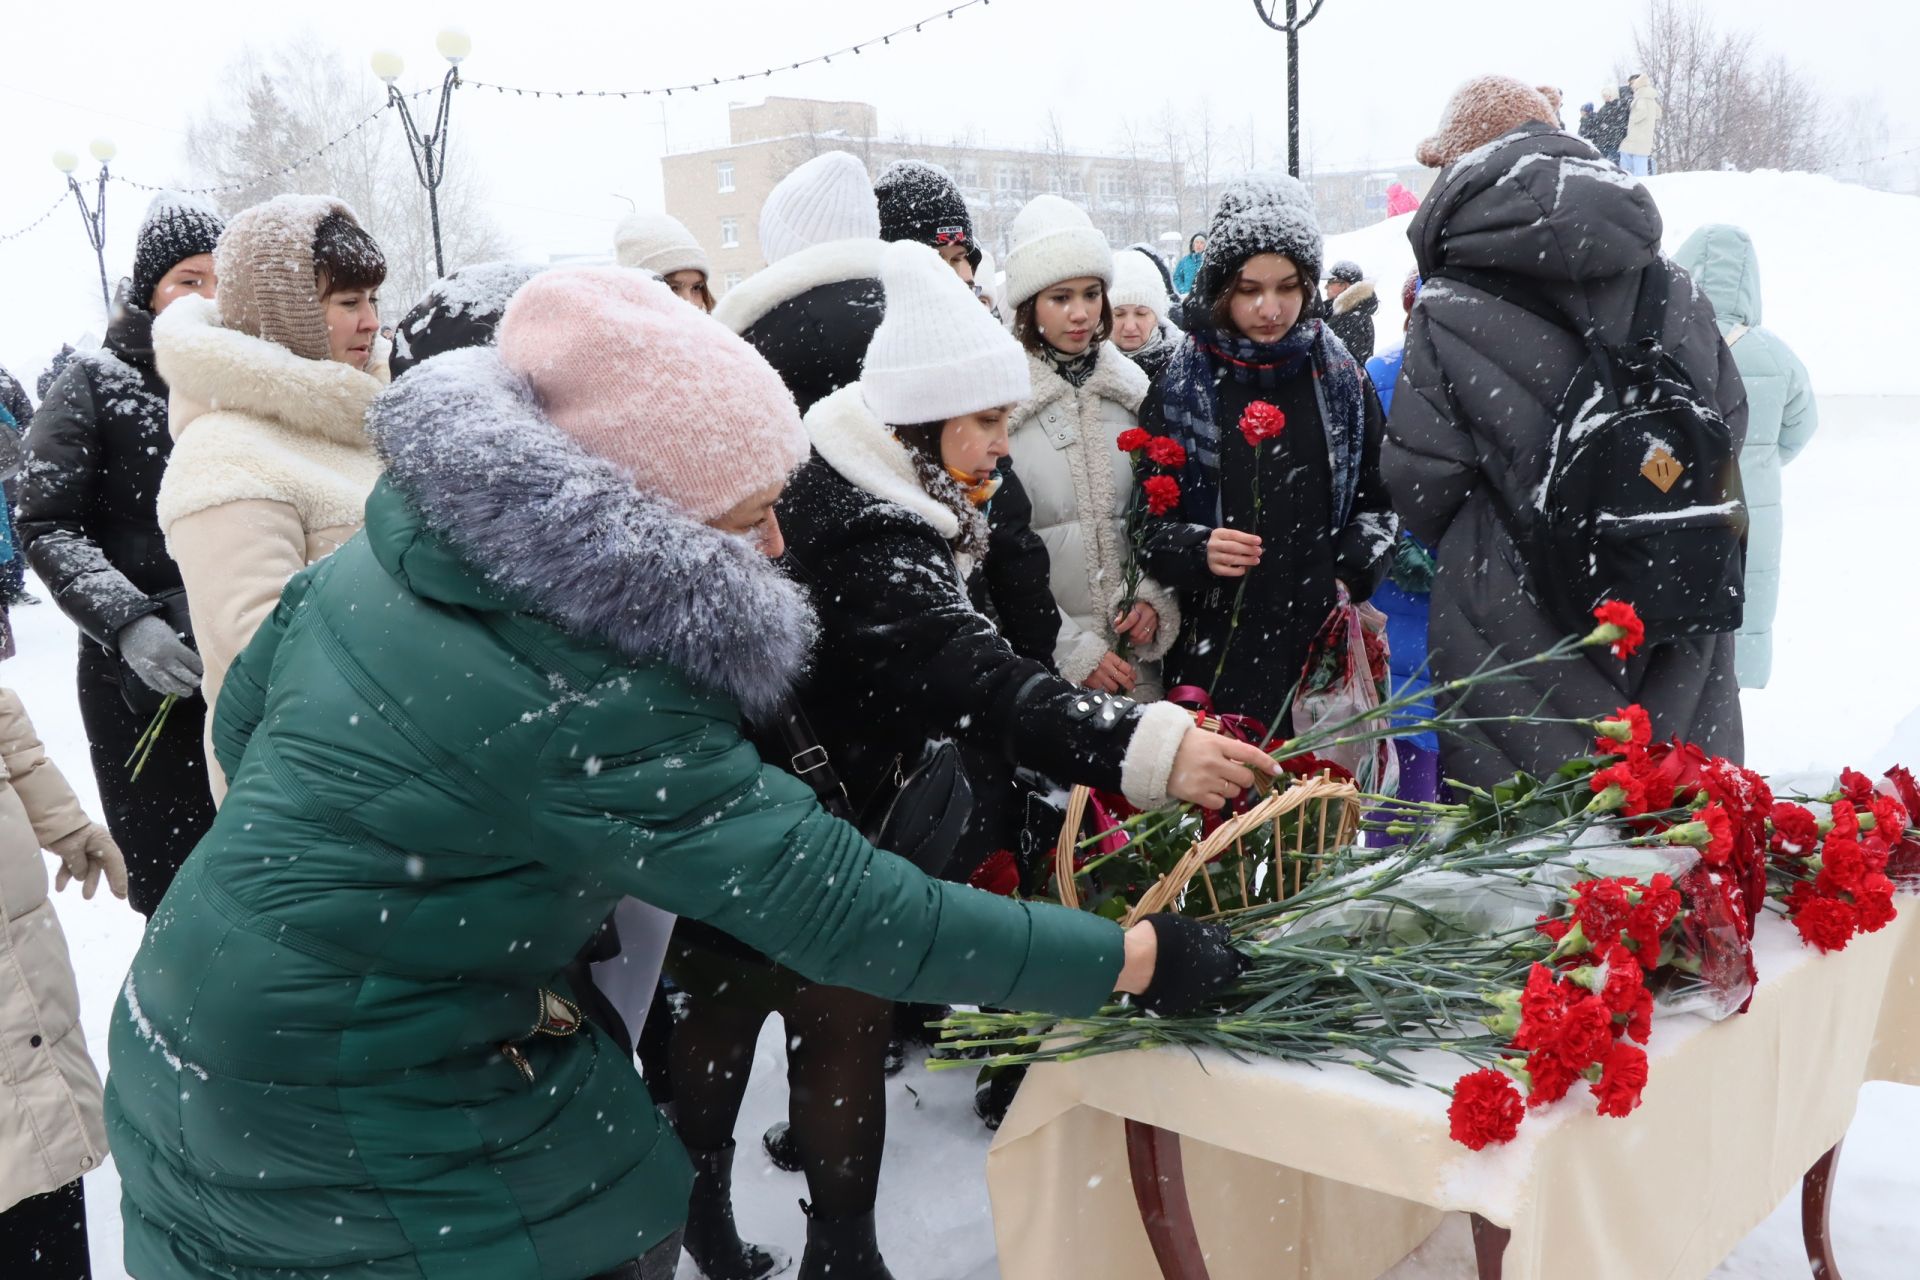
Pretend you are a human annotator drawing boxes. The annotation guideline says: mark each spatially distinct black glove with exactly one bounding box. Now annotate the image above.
[1136,914,1248,1016]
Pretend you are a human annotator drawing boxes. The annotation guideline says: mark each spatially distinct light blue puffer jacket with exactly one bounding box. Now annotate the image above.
[1672,224,1817,689]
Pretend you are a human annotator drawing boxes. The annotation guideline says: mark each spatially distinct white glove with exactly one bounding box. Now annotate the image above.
[117,614,203,698]
[48,824,129,901]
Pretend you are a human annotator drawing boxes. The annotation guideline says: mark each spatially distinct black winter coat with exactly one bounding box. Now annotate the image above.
[19,306,184,648]
[1140,359,1396,726]
[1594,94,1632,154]
[982,461,1061,667]
[712,239,887,415]
[1382,122,1748,786]
[781,385,1190,816]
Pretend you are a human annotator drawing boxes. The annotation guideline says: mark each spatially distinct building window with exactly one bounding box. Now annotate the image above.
[720,217,740,248]
[725,272,745,292]
[716,161,735,193]
[955,164,980,188]
[996,165,1030,193]
[1097,171,1126,198]
[1151,176,1173,198]
[1067,170,1086,194]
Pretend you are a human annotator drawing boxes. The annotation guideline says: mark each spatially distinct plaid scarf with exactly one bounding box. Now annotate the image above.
[1157,318,1366,530]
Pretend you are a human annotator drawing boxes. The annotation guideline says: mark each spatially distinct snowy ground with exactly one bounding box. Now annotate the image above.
[18,391,1918,1278]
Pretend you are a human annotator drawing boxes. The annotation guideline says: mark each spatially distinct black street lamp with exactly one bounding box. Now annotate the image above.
[54,139,116,316]
[1252,0,1329,179]
[372,27,471,280]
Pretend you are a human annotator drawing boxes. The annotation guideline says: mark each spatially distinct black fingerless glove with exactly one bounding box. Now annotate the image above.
[1137,914,1248,1016]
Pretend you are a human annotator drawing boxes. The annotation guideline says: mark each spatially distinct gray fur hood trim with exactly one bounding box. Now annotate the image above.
[364,346,817,717]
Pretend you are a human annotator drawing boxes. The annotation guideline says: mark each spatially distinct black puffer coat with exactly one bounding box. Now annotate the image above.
[1326,280,1379,365]
[781,384,1193,817]
[19,305,183,647]
[713,239,887,414]
[983,461,1061,667]
[1383,123,1748,785]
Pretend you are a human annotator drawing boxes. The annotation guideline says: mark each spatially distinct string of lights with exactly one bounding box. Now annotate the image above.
[0,188,72,242]
[110,88,438,196]
[465,0,991,100]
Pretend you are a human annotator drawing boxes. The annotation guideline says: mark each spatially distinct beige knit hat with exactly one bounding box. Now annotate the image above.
[215,194,362,362]
[860,241,1029,426]
[1416,76,1563,170]
[613,212,710,279]
[1002,194,1114,309]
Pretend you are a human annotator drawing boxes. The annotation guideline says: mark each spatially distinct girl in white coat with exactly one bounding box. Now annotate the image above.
[1002,196,1179,698]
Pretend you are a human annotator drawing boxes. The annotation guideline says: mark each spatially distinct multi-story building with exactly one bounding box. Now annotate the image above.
[661,97,1193,295]
[660,96,1441,296]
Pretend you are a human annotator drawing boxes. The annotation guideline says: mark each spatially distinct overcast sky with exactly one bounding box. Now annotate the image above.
[0,0,1905,367]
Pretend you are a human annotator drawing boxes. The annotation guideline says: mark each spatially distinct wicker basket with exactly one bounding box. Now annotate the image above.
[1052,770,1361,928]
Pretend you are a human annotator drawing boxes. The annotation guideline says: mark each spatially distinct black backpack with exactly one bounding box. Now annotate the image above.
[1433,263,1748,646]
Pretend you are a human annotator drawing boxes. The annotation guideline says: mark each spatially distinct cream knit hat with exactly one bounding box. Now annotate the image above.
[1109,248,1172,317]
[613,212,710,278]
[215,193,361,362]
[1002,194,1114,309]
[861,241,1030,425]
[760,151,880,264]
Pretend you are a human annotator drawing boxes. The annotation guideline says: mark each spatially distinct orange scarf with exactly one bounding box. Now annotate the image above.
[948,465,1002,507]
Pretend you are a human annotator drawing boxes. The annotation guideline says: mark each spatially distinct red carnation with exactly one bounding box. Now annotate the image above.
[1770,803,1822,857]
[1570,879,1634,947]
[1623,873,1680,968]
[1829,800,1861,841]
[1142,474,1182,516]
[1592,1042,1650,1118]
[1448,1068,1525,1150]
[1817,835,1868,897]
[1524,1047,1582,1107]
[1792,893,1859,953]
[1591,757,1653,816]
[1145,436,1188,469]
[1553,994,1616,1068]
[1870,793,1909,840]
[1514,964,1570,1049]
[1855,875,1898,933]
[1238,400,1288,446]
[967,850,1022,896]
[1697,803,1736,866]
[1884,766,1920,824]
[1116,427,1151,453]
[1594,704,1653,755]
[1589,601,1646,660]
[1600,946,1654,1043]
[1839,768,1878,807]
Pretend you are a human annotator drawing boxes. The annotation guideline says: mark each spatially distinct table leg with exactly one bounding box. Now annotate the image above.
[1800,1141,1844,1280]
[1470,1214,1510,1280]
[1124,1119,1211,1280]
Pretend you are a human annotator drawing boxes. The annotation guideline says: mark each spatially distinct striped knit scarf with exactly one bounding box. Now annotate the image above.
[1157,318,1366,530]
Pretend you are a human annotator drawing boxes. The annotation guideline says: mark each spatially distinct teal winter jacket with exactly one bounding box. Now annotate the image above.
[1672,224,1818,688]
[104,347,1125,1280]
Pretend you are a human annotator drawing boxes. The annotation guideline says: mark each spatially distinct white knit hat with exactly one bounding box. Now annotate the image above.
[861,241,1030,425]
[613,212,710,278]
[1109,248,1172,317]
[760,151,880,264]
[1003,194,1114,309]
[974,248,999,305]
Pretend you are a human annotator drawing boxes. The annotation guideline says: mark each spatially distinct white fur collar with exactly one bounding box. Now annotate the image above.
[805,383,959,539]
[1019,341,1149,419]
[1331,279,1378,316]
[713,239,888,336]
[155,294,389,446]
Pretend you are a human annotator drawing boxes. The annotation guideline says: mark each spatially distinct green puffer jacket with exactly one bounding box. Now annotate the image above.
[1671,224,1818,689]
[104,346,1125,1280]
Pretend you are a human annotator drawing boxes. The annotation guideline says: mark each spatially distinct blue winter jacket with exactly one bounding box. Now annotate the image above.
[1172,250,1204,297]
[1366,347,1436,750]
[1671,225,1817,689]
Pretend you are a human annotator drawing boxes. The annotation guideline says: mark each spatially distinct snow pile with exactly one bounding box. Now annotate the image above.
[1327,169,1920,397]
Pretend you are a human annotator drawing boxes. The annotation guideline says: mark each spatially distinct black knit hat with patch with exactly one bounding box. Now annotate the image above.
[874,160,972,251]
[130,192,225,312]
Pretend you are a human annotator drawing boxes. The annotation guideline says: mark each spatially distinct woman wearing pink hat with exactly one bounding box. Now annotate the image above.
[106,268,1258,1280]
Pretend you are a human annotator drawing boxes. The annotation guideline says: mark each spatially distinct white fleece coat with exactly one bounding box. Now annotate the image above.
[1008,344,1179,693]
[154,295,387,798]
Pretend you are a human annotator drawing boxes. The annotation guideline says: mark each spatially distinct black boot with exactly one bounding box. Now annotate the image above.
[973,1064,1027,1131]
[797,1204,895,1280]
[762,1120,802,1173]
[682,1142,791,1280]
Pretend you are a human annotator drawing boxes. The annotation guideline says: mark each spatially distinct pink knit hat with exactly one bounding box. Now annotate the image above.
[1416,76,1563,169]
[498,268,806,522]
